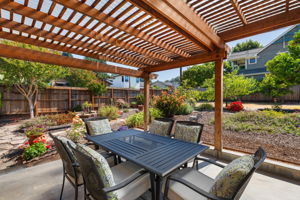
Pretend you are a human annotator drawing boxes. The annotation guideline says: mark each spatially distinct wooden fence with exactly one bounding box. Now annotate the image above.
[241,84,300,102]
[0,86,164,115]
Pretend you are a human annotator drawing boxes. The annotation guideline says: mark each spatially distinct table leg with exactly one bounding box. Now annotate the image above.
[155,175,163,200]
[150,173,156,200]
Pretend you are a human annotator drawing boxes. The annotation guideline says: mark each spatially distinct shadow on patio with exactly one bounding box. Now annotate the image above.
[0,158,299,200]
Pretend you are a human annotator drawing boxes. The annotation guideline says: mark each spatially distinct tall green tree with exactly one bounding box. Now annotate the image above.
[232,39,263,52]
[182,61,235,88]
[202,71,257,104]
[259,74,290,100]
[266,30,300,86]
[0,40,67,118]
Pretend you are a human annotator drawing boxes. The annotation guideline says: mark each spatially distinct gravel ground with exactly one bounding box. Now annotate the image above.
[174,111,300,165]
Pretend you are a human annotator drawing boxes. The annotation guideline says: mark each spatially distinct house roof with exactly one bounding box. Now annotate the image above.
[228,48,264,60]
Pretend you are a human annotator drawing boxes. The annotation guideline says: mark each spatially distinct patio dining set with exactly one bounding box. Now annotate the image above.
[50,117,266,200]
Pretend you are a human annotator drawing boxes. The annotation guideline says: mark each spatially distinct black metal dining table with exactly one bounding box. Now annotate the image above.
[86,129,208,200]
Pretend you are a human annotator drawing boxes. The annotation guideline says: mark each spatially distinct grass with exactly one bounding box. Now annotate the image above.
[223,110,300,136]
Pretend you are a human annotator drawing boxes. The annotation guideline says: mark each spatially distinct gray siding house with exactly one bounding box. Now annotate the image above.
[228,25,300,80]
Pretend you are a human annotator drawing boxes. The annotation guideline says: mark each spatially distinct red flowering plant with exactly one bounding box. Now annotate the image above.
[226,101,244,112]
[153,91,185,117]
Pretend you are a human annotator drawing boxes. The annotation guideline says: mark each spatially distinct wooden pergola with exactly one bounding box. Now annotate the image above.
[0,0,299,152]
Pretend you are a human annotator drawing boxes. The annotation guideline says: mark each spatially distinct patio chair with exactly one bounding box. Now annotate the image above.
[68,142,151,200]
[83,117,118,164]
[164,147,266,200]
[149,118,175,137]
[173,121,204,144]
[49,133,83,200]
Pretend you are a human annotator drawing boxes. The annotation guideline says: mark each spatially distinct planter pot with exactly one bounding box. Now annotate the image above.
[138,105,144,111]
[131,104,137,108]
[28,133,45,145]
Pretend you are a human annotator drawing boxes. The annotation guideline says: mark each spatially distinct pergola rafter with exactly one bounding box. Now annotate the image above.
[0,0,299,152]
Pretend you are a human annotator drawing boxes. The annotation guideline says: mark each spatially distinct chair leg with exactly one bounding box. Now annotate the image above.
[74,186,78,200]
[84,184,87,200]
[60,173,66,200]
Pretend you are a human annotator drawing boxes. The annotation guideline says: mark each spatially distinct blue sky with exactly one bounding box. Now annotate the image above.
[75,26,291,81]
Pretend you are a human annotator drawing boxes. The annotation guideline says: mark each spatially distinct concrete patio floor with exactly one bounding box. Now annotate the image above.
[0,159,299,200]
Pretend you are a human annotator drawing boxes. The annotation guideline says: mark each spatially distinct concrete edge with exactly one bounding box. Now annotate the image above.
[202,147,300,182]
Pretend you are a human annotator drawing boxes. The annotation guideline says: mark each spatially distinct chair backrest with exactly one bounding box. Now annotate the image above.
[233,147,266,200]
[83,117,112,136]
[68,143,116,200]
[173,121,204,143]
[149,118,174,137]
[49,133,77,179]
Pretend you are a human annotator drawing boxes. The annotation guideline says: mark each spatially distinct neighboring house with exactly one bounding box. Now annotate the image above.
[109,75,144,89]
[228,25,300,80]
[151,81,179,90]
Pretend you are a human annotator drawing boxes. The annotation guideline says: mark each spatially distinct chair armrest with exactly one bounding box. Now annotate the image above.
[167,175,230,200]
[103,169,148,193]
[194,157,225,168]
[72,162,80,168]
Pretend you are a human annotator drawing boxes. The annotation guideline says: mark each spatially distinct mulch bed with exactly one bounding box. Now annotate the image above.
[174,111,300,165]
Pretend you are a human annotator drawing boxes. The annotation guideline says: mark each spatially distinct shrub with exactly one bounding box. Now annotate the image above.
[123,108,129,113]
[22,142,47,161]
[25,125,47,137]
[153,91,185,117]
[195,103,214,111]
[72,104,83,112]
[176,103,193,115]
[226,101,244,112]
[99,105,119,120]
[126,108,163,128]
[82,101,92,113]
[223,111,300,136]
[135,94,144,105]
[46,112,76,125]
[115,99,129,109]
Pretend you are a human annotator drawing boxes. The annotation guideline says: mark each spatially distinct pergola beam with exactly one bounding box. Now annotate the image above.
[0,43,143,77]
[52,0,191,58]
[220,7,300,42]
[143,50,227,72]
[129,0,224,51]
[230,0,247,25]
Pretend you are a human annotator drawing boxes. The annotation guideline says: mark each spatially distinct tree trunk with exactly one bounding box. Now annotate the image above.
[28,98,35,119]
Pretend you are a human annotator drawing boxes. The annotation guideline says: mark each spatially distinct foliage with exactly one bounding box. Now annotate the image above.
[0,40,68,118]
[271,104,283,110]
[23,142,47,161]
[176,103,194,115]
[182,61,237,88]
[202,71,257,101]
[232,39,263,52]
[82,101,92,113]
[182,62,215,88]
[177,82,201,105]
[88,80,107,96]
[226,101,244,112]
[46,112,76,125]
[84,57,111,81]
[258,74,290,99]
[115,99,129,109]
[153,91,185,117]
[98,105,119,120]
[67,116,85,142]
[123,108,129,113]
[126,108,163,128]
[266,30,300,86]
[195,103,214,111]
[25,125,47,137]
[223,111,300,136]
[165,76,181,84]
[135,94,144,105]
[72,104,83,112]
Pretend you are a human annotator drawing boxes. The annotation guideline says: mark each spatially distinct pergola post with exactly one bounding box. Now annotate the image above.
[143,73,150,131]
[214,58,224,152]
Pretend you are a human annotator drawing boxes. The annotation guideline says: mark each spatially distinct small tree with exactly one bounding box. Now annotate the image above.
[259,74,290,101]
[266,30,300,86]
[202,71,257,104]
[0,41,67,118]
[232,39,263,52]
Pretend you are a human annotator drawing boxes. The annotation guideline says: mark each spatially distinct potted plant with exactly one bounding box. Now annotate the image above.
[82,101,93,114]
[135,94,144,111]
[131,101,137,108]
[66,116,85,143]
[25,125,47,145]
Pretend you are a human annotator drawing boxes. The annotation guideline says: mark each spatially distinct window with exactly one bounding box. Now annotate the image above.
[248,58,257,64]
[140,78,144,82]
[136,78,140,83]
[124,76,129,82]
[121,76,124,82]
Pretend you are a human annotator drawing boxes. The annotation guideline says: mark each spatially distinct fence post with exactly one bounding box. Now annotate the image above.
[68,89,72,111]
